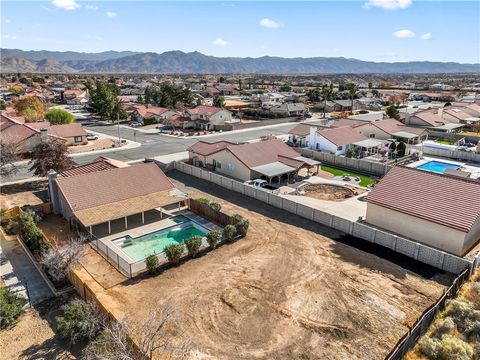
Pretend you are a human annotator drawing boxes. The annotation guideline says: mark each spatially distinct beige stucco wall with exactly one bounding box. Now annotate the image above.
[208,150,251,181]
[356,123,390,140]
[366,203,477,256]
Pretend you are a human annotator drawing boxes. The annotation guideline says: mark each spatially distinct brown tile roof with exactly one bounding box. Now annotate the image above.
[188,140,236,156]
[288,123,312,137]
[466,103,480,115]
[56,162,174,213]
[317,126,367,146]
[47,123,87,138]
[60,157,129,177]
[444,108,474,121]
[412,110,447,127]
[135,105,171,118]
[1,122,38,142]
[365,166,480,232]
[227,139,300,168]
[188,105,222,116]
[360,118,427,136]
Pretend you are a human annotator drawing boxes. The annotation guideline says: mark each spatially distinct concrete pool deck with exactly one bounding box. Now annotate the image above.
[407,156,480,178]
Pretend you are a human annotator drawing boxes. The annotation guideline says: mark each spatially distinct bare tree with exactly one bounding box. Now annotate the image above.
[0,135,24,178]
[83,302,192,360]
[40,234,87,283]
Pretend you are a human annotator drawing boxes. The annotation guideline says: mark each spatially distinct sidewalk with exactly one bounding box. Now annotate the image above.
[0,234,53,306]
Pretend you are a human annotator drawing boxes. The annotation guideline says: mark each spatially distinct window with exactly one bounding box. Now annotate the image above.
[227,163,235,171]
[74,136,83,143]
[337,145,343,151]
[369,134,376,138]
[213,160,221,169]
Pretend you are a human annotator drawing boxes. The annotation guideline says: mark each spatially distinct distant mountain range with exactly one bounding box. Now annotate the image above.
[1,48,479,74]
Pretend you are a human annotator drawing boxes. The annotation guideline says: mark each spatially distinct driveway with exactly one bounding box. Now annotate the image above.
[0,235,53,305]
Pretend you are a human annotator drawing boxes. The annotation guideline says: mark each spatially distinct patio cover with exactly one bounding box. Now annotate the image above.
[74,189,187,227]
[294,156,321,166]
[429,123,464,131]
[251,161,297,177]
[391,131,419,139]
[352,139,384,148]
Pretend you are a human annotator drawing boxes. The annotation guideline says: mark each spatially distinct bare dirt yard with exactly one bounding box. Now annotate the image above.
[78,170,452,360]
[302,183,366,201]
[0,295,82,360]
[0,180,48,209]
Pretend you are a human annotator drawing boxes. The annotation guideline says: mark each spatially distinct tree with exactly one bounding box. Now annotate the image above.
[40,235,87,283]
[206,231,221,249]
[396,141,406,157]
[145,254,160,273]
[0,100,6,110]
[348,83,359,112]
[163,243,184,264]
[143,82,194,109]
[184,236,202,257]
[0,134,24,178]
[386,105,400,120]
[0,287,27,329]
[223,225,236,241]
[15,211,43,249]
[56,299,103,344]
[306,88,321,103]
[87,81,126,120]
[213,95,225,108]
[279,84,292,92]
[372,89,379,98]
[29,139,74,177]
[45,109,75,125]
[13,96,45,122]
[8,85,24,95]
[321,85,333,118]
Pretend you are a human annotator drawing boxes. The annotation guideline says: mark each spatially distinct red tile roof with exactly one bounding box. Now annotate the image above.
[188,141,236,156]
[1,122,38,142]
[56,162,174,212]
[317,126,367,146]
[188,105,222,116]
[412,110,447,127]
[288,123,312,137]
[358,118,427,136]
[47,123,87,138]
[60,157,129,177]
[365,166,480,232]
[135,105,171,118]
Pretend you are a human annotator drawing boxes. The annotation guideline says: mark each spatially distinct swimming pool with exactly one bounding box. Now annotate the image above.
[113,216,208,261]
[416,161,460,174]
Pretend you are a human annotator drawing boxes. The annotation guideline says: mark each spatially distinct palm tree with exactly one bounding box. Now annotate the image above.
[349,84,359,112]
[321,85,332,118]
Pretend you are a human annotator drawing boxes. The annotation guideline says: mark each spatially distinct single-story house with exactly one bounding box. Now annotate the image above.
[308,126,368,156]
[132,105,177,124]
[462,103,480,117]
[48,158,187,236]
[188,138,320,184]
[63,89,88,105]
[405,110,450,128]
[365,166,480,256]
[354,118,429,144]
[288,123,313,147]
[28,122,88,146]
[186,105,232,130]
[271,103,306,117]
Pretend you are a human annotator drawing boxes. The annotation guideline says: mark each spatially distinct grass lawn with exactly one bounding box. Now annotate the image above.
[435,140,453,145]
[320,165,377,187]
[460,131,480,137]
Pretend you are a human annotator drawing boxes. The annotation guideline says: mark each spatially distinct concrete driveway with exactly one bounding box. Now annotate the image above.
[0,235,53,305]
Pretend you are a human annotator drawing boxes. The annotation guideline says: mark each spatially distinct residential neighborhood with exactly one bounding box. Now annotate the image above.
[1,1,480,360]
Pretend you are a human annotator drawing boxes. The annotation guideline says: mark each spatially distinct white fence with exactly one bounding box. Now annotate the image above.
[296,148,392,177]
[408,144,480,163]
[174,161,474,275]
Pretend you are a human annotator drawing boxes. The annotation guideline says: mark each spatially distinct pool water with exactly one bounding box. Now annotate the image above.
[416,161,460,174]
[116,221,208,261]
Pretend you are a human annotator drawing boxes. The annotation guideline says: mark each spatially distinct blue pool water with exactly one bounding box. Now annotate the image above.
[416,161,460,174]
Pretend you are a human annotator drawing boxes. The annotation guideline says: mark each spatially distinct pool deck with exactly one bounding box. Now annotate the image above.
[408,156,480,178]
[97,211,223,265]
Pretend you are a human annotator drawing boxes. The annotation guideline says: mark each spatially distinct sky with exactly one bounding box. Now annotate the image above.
[1,0,479,63]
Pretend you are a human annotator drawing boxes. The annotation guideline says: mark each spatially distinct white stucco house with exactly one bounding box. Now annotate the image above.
[365,166,480,256]
[308,126,367,156]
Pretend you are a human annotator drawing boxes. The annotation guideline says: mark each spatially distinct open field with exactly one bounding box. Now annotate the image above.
[74,170,452,360]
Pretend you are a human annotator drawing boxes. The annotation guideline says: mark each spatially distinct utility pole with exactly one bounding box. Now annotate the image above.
[117,108,121,146]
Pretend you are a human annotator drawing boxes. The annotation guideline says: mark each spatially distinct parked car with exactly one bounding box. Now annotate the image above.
[244,179,278,192]
[157,125,174,133]
[86,133,98,141]
[128,121,142,128]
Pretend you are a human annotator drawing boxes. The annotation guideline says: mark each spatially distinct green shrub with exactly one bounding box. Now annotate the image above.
[163,243,184,264]
[206,231,221,249]
[184,236,202,257]
[236,219,250,237]
[209,202,221,212]
[231,214,244,225]
[418,336,440,358]
[0,287,27,329]
[197,198,211,206]
[45,109,75,125]
[145,254,159,273]
[436,335,473,360]
[223,225,236,241]
[17,212,43,248]
[56,299,101,344]
[143,117,156,125]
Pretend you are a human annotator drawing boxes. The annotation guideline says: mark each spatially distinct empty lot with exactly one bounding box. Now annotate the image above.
[80,171,451,359]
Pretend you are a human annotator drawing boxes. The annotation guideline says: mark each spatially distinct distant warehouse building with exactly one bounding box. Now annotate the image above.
[365,166,480,256]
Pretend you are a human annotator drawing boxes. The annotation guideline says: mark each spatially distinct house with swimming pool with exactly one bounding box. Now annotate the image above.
[365,166,480,256]
[48,157,220,276]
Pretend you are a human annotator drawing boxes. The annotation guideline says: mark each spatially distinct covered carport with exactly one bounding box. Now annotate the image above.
[352,138,385,157]
[251,162,298,185]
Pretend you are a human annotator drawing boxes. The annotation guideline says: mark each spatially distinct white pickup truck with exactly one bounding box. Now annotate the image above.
[244,179,279,193]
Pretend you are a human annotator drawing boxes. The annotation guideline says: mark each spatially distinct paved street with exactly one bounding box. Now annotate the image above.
[2,121,307,183]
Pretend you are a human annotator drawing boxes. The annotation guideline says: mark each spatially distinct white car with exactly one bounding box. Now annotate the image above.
[86,134,98,141]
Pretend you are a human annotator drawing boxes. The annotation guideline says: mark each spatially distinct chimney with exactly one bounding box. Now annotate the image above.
[437,107,444,118]
[40,128,48,141]
[404,112,411,124]
[47,170,61,215]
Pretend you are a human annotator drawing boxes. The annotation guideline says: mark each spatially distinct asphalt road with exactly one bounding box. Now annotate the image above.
[2,121,304,183]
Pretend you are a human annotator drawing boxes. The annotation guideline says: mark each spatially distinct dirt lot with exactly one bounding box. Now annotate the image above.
[78,171,451,360]
[0,180,48,209]
[0,295,82,360]
[302,184,366,201]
